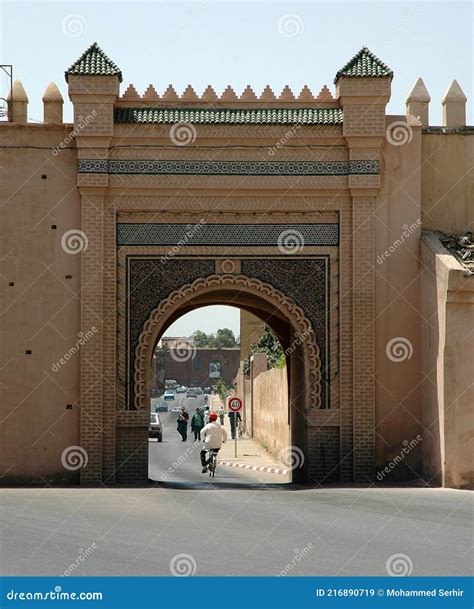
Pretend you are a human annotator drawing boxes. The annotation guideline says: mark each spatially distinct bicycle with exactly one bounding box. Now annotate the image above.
[206,448,219,477]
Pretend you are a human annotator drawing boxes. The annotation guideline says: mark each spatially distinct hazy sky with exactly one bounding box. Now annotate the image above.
[165,305,241,337]
[2,1,472,124]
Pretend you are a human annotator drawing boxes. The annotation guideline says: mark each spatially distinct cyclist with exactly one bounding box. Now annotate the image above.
[200,412,227,473]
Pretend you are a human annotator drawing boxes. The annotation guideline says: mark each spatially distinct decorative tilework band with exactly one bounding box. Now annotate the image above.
[79,159,378,176]
[117,223,339,246]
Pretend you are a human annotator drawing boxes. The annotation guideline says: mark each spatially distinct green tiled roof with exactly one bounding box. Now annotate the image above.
[115,107,343,125]
[334,47,393,82]
[65,42,122,82]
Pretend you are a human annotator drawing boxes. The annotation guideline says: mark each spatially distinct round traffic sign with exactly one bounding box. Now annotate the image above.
[228,397,242,412]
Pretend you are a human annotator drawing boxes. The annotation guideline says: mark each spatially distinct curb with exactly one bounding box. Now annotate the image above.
[218,460,289,475]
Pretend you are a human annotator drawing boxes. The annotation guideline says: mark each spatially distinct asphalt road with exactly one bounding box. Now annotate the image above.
[1,395,472,577]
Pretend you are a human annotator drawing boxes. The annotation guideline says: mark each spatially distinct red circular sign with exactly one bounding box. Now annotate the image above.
[228,397,242,412]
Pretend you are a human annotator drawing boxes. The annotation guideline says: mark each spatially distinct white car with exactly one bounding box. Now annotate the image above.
[163,390,175,400]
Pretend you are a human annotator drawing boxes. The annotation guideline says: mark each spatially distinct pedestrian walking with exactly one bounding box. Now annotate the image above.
[177,406,189,441]
[218,406,225,425]
[228,410,242,440]
[190,407,205,441]
[203,406,210,425]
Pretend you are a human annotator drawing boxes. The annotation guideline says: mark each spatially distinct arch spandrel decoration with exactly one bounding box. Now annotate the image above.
[133,274,321,411]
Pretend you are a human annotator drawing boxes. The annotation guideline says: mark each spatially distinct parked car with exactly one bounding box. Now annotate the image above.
[186,387,198,398]
[196,387,203,395]
[163,390,175,400]
[176,386,186,393]
[154,400,168,412]
[149,413,162,441]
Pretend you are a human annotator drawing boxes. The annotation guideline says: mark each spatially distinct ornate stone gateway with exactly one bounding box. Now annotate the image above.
[68,43,392,485]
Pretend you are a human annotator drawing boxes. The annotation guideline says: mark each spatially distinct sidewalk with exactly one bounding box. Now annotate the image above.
[208,395,289,476]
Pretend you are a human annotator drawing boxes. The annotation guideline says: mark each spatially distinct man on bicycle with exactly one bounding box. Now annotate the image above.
[200,412,227,473]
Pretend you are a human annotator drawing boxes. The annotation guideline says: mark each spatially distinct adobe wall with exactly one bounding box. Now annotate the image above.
[420,232,474,489]
[421,131,474,234]
[0,124,81,483]
[252,366,290,461]
[373,116,423,480]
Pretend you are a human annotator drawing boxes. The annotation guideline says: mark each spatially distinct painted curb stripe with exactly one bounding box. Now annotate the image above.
[218,461,289,475]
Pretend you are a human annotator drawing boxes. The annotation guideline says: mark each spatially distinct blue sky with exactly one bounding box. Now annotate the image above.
[1,1,472,336]
[2,1,472,124]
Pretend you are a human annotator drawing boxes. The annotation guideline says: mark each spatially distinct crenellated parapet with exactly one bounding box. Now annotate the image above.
[116,82,338,108]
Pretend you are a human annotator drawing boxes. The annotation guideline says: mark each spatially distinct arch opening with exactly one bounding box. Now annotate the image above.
[134,274,322,484]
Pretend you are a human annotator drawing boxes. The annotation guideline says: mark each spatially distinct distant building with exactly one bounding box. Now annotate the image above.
[162,347,240,388]
[160,336,193,350]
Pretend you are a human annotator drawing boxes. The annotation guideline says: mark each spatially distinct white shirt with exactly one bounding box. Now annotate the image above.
[201,422,227,449]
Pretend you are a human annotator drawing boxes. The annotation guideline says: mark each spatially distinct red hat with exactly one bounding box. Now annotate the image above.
[209,412,218,421]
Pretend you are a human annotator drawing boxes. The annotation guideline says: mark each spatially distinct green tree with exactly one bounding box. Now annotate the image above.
[212,328,238,348]
[216,378,232,403]
[243,325,285,375]
[192,328,238,348]
[191,330,209,347]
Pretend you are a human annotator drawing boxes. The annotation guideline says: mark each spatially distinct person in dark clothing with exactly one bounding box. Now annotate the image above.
[190,407,205,441]
[228,410,242,440]
[177,407,189,441]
